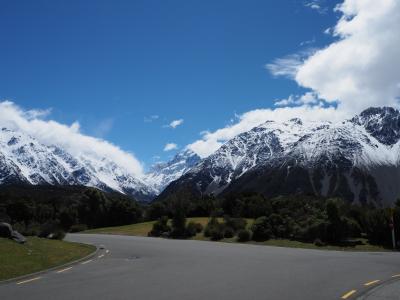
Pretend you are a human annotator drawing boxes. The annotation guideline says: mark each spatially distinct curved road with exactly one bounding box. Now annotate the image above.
[1,234,400,299]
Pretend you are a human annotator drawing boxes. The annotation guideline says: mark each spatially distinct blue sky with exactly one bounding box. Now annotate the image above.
[0,0,341,168]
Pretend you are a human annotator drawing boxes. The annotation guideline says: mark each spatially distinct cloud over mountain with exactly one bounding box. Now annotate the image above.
[0,101,144,177]
[188,0,400,158]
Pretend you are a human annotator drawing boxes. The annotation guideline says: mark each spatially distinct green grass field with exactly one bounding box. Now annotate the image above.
[84,217,216,236]
[83,217,387,252]
[0,237,95,281]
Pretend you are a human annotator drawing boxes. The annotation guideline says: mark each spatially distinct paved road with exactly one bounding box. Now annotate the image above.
[358,279,400,299]
[1,234,400,300]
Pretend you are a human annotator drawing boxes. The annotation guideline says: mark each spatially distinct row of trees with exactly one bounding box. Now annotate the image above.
[1,184,398,247]
[147,193,400,246]
[0,185,143,238]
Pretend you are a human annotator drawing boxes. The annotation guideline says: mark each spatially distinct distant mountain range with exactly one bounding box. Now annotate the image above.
[145,149,200,194]
[0,127,156,201]
[158,107,400,206]
[2,107,400,205]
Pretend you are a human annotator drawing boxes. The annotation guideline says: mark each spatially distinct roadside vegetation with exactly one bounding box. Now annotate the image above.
[0,237,95,281]
[1,184,399,251]
[0,185,143,240]
[142,194,399,249]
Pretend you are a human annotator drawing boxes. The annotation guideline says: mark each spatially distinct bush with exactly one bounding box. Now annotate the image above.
[237,229,251,242]
[149,216,171,237]
[224,227,235,238]
[204,217,219,237]
[70,224,88,233]
[224,216,247,231]
[39,221,63,239]
[50,230,66,240]
[251,217,272,241]
[313,238,324,247]
[298,217,328,242]
[195,223,203,233]
[209,226,224,241]
[205,216,225,240]
[185,222,200,237]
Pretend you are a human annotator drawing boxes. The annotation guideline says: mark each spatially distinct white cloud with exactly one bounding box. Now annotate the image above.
[274,92,320,107]
[305,1,328,14]
[0,101,144,176]
[164,143,178,151]
[188,105,349,158]
[265,54,304,78]
[296,0,400,113]
[265,49,316,78]
[168,119,184,129]
[190,0,400,158]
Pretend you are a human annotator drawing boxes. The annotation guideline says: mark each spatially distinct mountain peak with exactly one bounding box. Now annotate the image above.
[145,149,201,193]
[352,107,400,145]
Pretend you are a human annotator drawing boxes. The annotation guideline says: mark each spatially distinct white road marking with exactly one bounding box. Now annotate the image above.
[17,277,41,285]
[98,254,104,258]
[56,267,72,273]
[81,259,93,265]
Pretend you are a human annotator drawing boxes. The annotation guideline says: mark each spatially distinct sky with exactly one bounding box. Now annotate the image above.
[0,0,399,174]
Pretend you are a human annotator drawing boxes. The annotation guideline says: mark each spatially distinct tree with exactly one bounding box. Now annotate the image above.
[325,199,348,243]
[149,216,171,237]
[170,201,187,238]
[251,217,272,241]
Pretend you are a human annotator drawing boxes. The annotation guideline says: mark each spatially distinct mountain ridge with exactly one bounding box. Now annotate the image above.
[157,107,400,205]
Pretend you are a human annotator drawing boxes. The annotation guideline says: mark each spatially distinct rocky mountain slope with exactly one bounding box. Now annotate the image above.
[158,107,400,205]
[0,127,157,201]
[144,149,200,194]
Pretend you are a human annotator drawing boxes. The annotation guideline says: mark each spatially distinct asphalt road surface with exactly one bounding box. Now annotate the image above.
[1,234,400,300]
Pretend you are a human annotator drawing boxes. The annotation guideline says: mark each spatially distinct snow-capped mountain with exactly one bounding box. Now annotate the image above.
[144,149,200,193]
[0,127,157,201]
[158,107,400,205]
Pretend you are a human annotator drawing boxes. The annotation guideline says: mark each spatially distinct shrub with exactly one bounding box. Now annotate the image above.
[224,227,235,238]
[39,221,63,239]
[149,216,171,237]
[224,216,247,231]
[186,221,200,237]
[195,223,204,233]
[251,217,272,241]
[51,230,66,240]
[204,217,219,237]
[209,226,224,241]
[313,238,324,247]
[22,222,40,236]
[299,218,327,242]
[70,224,88,233]
[205,216,225,240]
[237,229,251,242]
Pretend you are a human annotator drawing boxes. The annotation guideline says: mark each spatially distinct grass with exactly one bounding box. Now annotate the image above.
[0,237,95,281]
[83,217,389,252]
[83,217,216,236]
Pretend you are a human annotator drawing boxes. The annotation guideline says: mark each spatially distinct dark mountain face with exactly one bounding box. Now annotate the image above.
[351,107,400,145]
[158,107,400,206]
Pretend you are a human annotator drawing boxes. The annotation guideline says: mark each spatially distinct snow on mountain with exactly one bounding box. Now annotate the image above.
[0,127,157,201]
[4,106,400,205]
[144,149,200,193]
[158,107,400,205]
